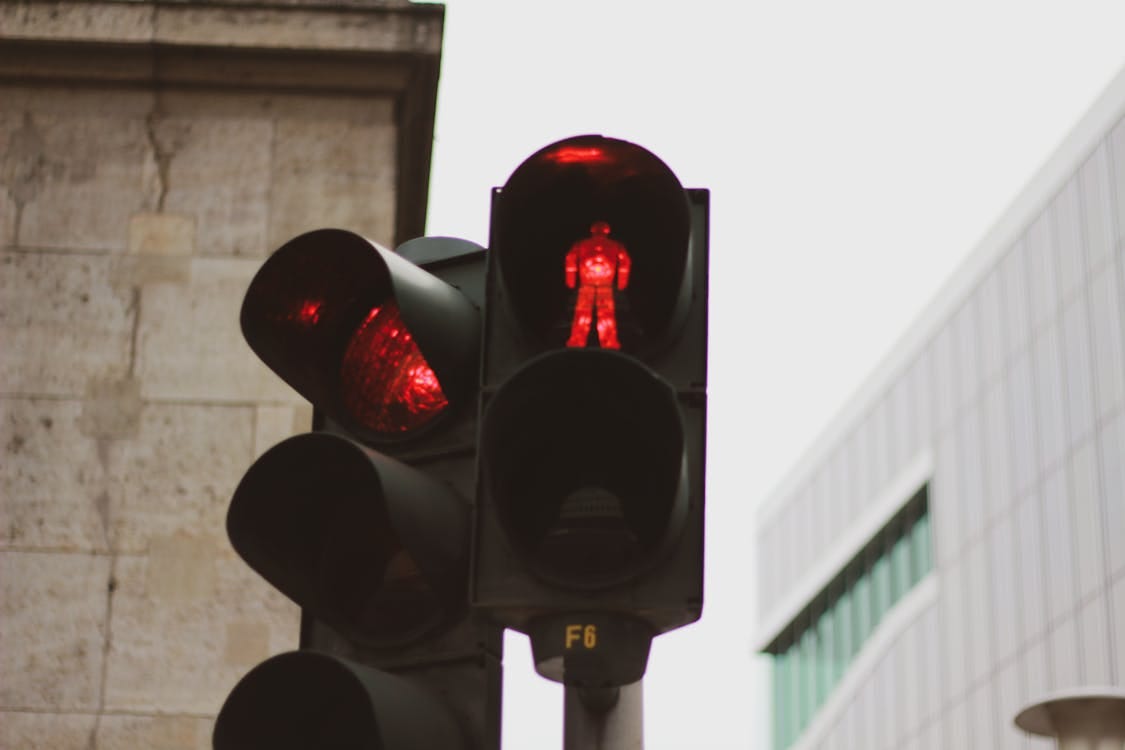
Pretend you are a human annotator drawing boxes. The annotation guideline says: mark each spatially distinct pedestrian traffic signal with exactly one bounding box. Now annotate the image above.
[216,230,500,750]
[474,135,708,688]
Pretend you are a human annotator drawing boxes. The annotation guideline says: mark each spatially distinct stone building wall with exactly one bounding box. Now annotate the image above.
[0,3,443,747]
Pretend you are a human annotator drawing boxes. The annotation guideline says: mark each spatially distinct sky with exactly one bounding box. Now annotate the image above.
[422,2,1125,747]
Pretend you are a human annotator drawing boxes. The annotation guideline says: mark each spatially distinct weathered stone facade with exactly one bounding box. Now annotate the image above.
[0,2,443,746]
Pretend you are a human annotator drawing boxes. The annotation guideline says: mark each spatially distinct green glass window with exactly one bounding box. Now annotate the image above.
[785,640,800,744]
[871,546,891,626]
[767,484,931,750]
[815,605,833,707]
[832,587,852,683]
[852,563,871,652]
[773,647,792,750]
[911,511,932,584]
[797,626,815,730]
[891,521,912,603]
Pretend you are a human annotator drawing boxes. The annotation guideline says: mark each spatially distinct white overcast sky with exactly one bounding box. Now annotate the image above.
[422,2,1125,747]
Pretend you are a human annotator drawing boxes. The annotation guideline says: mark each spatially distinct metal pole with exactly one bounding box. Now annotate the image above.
[563,681,644,750]
[1014,688,1125,750]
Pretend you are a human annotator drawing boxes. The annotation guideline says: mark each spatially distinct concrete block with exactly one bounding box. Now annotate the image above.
[1,109,47,226]
[96,714,214,750]
[1,85,153,119]
[129,212,195,257]
[222,620,272,669]
[272,100,395,176]
[153,3,442,55]
[0,252,134,397]
[79,377,142,442]
[267,95,396,248]
[268,171,395,250]
[0,185,15,248]
[105,546,299,715]
[1,398,111,552]
[151,113,271,257]
[105,402,254,554]
[0,399,231,561]
[0,712,95,750]
[113,254,193,288]
[145,532,219,604]
[13,108,152,252]
[0,550,111,710]
[1,109,24,247]
[135,257,303,403]
[0,3,154,45]
[114,213,197,286]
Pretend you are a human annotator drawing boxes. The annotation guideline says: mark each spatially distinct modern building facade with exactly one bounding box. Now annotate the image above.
[0,3,443,748]
[755,67,1125,749]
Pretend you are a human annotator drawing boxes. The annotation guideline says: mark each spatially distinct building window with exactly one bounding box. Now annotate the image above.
[767,485,932,750]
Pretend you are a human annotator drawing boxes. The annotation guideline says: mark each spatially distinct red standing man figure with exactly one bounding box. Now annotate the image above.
[565,221,631,350]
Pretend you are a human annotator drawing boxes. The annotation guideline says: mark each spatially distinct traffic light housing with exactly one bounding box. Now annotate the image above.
[217,231,500,750]
[237,230,480,447]
[473,135,708,688]
[213,652,465,750]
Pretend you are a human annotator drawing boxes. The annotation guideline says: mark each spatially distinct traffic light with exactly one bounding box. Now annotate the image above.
[473,135,708,689]
[216,230,500,750]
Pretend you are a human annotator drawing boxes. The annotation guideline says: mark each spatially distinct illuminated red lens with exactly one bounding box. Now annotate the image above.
[340,301,448,434]
[295,299,322,326]
[545,146,610,164]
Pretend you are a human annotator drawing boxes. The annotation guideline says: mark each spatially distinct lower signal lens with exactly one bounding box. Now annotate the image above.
[321,528,442,646]
[536,486,642,580]
[340,301,448,434]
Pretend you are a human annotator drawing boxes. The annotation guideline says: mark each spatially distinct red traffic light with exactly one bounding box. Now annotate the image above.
[340,301,448,434]
[564,220,631,350]
[474,137,708,689]
[224,234,500,749]
[241,229,479,444]
[490,135,692,358]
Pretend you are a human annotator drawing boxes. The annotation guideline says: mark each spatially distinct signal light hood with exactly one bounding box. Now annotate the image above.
[480,348,689,590]
[240,229,480,444]
[227,433,469,648]
[491,135,692,357]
